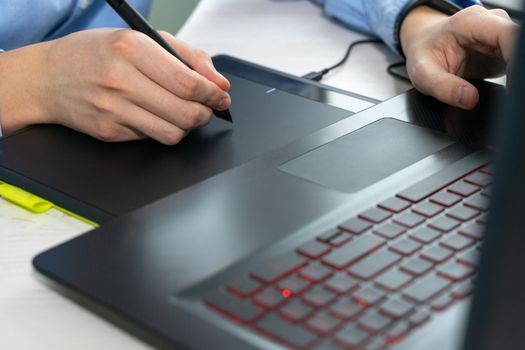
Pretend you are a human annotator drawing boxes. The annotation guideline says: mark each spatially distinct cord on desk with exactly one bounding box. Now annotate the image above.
[302,39,412,84]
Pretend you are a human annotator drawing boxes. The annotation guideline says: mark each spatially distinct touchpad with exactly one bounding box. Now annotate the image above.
[279,118,455,193]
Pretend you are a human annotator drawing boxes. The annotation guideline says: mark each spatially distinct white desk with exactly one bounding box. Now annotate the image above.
[0,1,410,348]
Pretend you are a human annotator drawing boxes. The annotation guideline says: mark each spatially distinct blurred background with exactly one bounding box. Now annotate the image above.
[149,0,200,34]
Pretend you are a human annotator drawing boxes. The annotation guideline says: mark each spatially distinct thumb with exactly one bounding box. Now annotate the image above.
[411,60,480,109]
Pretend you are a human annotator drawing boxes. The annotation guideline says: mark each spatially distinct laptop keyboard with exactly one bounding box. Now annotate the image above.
[204,163,492,349]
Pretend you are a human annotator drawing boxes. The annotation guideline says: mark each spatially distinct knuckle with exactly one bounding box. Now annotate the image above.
[110,30,141,56]
[100,68,125,91]
[92,93,118,115]
[93,121,122,142]
[179,75,200,98]
[179,105,203,128]
[161,129,185,145]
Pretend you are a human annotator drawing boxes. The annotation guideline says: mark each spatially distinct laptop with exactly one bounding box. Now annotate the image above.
[32,30,525,350]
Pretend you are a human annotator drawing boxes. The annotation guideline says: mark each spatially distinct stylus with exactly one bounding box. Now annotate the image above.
[105,0,233,123]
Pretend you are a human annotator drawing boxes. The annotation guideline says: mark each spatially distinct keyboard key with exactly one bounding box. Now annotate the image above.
[329,233,352,247]
[430,293,454,311]
[375,269,413,291]
[364,337,388,350]
[389,238,422,256]
[329,296,363,319]
[312,340,339,350]
[379,197,411,213]
[251,252,307,283]
[306,310,340,334]
[359,207,392,223]
[465,172,493,187]
[227,276,262,297]
[457,248,480,266]
[409,227,441,244]
[335,324,369,348]
[386,321,410,344]
[256,314,316,348]
[408,308,431,327]
[437,261,475,281]
[430,191,462,207]
[280,299,313,322]
[428,216,460,233]
[373,222,406,239]
[464,194,490,211]
[317,228,342,243]
[477,213,489,224]
[347,249,401,280]
[353,286,386,307]
[254,287,288,309]
[322,234,385,269]
[394,212,426,228]
[448,181,479,197]
[339,217,373,235]
[299,262,333,282]
[403,274,451,303]
[297,240,331,259]
[420,245,453,264]
[480,164,494,175]
[380,297,414,318]
[447,206,480,222]
[451,280,475,299]
[459,222,485,240]
[358,310,392,334]
[412,201,444,218]
[205,290,263,323]
[400,257,433,276]
[325,274,359,294]
[439,234,475,251]
[278,275,310,294]
[302,285,337,307]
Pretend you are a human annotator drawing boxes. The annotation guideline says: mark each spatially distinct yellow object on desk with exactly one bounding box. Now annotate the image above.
[0,181,99,227]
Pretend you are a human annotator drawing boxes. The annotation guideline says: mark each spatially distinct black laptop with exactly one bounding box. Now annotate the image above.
[31,30,525,350]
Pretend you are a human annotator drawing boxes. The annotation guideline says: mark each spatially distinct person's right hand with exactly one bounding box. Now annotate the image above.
[0,28,231,144]
[400,5,519,110]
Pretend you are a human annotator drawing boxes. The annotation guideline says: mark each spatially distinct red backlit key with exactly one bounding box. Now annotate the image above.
[353,286,386,307]
[403,274,451,304]
[278,275,309,294]
[205,290,263,323]
[451,280,475,299]
[400,257,433,276]
[409,227,441,244]
[386,321,410,344]
[420,245,453,264]
[412,201,444,218]
[306,310,341,334]
[302,285,337,307]
[440,234,475,252]
[329,296,363,319]
[457,248,480,266]
[339,217,373,235]
[322,234,385,269]
[256,314,317,348]
[409,308,431,327]
[375,269,413,291]
[428,216,460,233]
[464,194,490,211]
[431,294,454,311]
[447,206,480,222]
[227,276,262,297]
[325,274,359,294]
[358,310,392,334]
[254,287,288,309]
[394,212,426,228]
[437,261,475,281]
[459,222,485,240]
[280,299,313,322]
[431,191,462,207]
[465,172,493,187]
[297,240,331,259]
[373,222,406,239]
[389,238,422,256]
[299,261,333,282]
[251,252,307,283]
[359,207,392,223]
[379,197,411,213]
[448,181,479,197]
[347,249,401,280]
[380,297,414,318]
[335,324,369,348]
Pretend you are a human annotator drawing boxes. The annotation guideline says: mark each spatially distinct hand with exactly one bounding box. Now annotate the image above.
[0,29,231,144]
[400,5,519,109]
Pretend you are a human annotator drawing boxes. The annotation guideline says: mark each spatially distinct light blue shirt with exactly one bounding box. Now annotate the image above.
[311,0,482,52]
[0,0,151,137]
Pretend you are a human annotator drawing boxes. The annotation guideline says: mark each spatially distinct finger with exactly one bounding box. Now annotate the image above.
[410,58,479,109]
[121,64,214,130]
[118,102,189,145]
[160,32,231,91]
[114,30,229,110]
[489,8,512,21]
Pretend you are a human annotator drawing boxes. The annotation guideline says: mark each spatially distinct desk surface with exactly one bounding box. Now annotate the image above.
[1,0,410,348]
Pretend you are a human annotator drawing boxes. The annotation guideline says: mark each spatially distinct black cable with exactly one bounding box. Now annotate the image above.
[302,38,382,81]
[302,39,413,84]
[387,62,411,83]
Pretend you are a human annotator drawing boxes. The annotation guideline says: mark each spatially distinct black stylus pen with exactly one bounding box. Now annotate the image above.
[105,0,232,122]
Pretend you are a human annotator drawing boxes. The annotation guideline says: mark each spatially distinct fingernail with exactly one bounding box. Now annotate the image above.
[217,97,228,110]
[456,86,466,107]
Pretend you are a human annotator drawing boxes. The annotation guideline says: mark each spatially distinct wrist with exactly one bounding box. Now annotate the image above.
[400,5,449,57]
[0,44,51,135]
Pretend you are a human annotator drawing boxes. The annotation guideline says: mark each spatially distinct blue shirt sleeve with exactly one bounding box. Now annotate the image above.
[311,0,482,54]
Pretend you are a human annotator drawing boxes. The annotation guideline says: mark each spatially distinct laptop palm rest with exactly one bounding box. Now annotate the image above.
[279,118,455,193]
